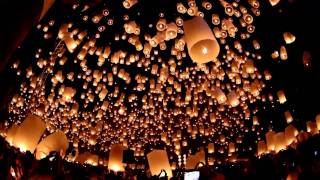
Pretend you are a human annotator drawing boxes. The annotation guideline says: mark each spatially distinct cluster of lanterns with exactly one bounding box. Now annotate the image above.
[3,0,308,167]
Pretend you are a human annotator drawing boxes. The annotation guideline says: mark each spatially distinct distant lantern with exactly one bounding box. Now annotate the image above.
[35,130,69,160]
[12,114,46,153]
[108,144,125,172]
[277,90,287,104]
[183,16,220,64]
[284,111,293,124]
[147,150,173,178]
[208,143,215,153]
[227,91,239,107]
[283,32,296,44]
[228,142,235,153]
[280,46,288,60]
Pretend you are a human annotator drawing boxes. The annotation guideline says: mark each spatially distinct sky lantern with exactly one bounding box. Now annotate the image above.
[274,132,286,153]
[147,150,173,178]
[35,130,69,160]
[283,32,296,44]
[266,131,276,152]
[284,111,293,124]
[5,124,19,145]
[183,16,220,64]
[277,90,287,104]
[285,125,298,146]
[12,114,46,153]
[108,144,125,172]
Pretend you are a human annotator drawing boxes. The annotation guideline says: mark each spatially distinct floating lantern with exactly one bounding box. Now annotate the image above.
[35,130,69,160]
[283,32,296,44]
[108,144,125,172]
[12,114,46,153]
[183,16,220,64]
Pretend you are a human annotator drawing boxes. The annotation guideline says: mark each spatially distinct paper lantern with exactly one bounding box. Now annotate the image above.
[280,46,288,60]
[306,121,318,135]
[147,150,173,177]
[257,140,267,156]
[283,32,296,44]
[228,142,236,153]
[185,150,206,170]
[266,131,276,152]
[35,130,69,160]
[284,111,293,124]
[12,114,46,153]
[277,90,287,104]
[285,125,298,146]
[5,124,19,145]
[227,91,239,107]
[208,143,215,153]
[274,132,286,153]
[108,144,125,172]
[64,34,78,53]
[183,16,220,64]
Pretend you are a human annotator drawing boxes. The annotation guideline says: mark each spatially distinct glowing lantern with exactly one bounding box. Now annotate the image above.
[166,23,178,40]
[108,144,125,172]
[277,90,287,104]
[285,125,298,146]
[12,114,46,153]
[5,124,19,145]
[280,46,288,60]
[215,88,227,104]
[227,91,239,107]
[208,143,215,153]
[183,16,220,64]
[284,111,293,124]
[306,121,318,135]
[185,150,206,170]
[147,150,173,178]
[257,140,267,156]
[228,142,235,153]
[35,130,69,160]
[266,131,276,152]
[64,34,78,53]
[274,132,286,153]
[283,32,296,44]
